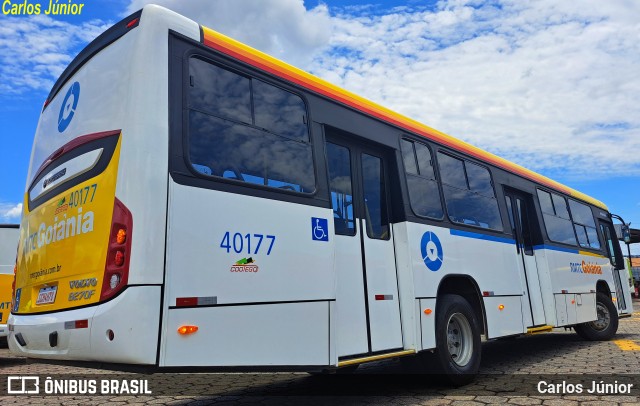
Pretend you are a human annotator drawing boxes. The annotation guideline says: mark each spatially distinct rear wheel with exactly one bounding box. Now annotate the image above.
[427,294,481,386]
[574,292,618,341]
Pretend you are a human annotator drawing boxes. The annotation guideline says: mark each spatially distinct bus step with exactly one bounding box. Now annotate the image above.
[526,325,554,334]
[337,349,416,367]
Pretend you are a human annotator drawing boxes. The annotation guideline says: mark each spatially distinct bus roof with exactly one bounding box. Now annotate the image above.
[200,26,608,212]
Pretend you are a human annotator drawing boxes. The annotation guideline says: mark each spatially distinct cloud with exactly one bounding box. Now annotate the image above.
[0,203,22,221]
[121,0,639,179]
[0,14,111,96]
[308,0,640,179]
[124,0,331,67]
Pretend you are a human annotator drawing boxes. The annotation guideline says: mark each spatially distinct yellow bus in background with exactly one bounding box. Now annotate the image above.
[0,224,19,342]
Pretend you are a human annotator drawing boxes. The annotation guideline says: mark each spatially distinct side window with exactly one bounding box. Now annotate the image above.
[401,139,443,219]
[361,153,390,239]
[536,190,576,245]
[189,58,251,123]
[568,200,600,249]
[326,142,355,235]
[437,152,502,231]
[253,79,308,141]
[187,57,315,193]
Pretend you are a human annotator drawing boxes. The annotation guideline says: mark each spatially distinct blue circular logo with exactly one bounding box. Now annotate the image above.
[58,81,80,133]
[420,231,443,272]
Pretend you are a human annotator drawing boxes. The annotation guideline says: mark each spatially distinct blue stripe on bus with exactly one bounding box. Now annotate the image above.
[449,229,516,245]
[532,244,579,254]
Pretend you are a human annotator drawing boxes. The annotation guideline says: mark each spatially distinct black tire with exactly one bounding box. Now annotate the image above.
[574,292,618,341]
[426,294,481,386]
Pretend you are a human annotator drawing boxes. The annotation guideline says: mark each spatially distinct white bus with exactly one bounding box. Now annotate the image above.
[0,224,19,339]
[9,5,633,385]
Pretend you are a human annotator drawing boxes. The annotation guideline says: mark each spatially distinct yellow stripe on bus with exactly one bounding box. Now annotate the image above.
[578,251,606,258]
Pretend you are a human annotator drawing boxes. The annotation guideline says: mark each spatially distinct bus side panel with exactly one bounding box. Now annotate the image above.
[162,302,329,366]
[543,248,615,325]
[407,223,526,340]
[160,182,335,367]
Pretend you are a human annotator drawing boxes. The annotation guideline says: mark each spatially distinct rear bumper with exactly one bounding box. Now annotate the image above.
[8,285,161,364]
[0,324,7,337]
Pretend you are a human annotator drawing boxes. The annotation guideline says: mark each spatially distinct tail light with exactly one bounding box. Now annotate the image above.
[10,263,17,311]
[100,198,132,301]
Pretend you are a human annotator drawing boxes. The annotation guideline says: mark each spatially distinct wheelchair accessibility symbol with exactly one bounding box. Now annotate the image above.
[311,217,328,242]
[58,81,80,133]
[420,231,443,271]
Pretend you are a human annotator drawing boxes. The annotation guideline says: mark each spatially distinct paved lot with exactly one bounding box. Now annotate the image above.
[1,299,639,405]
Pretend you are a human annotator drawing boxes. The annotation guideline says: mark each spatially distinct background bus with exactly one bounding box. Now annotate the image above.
[0,224,19,342]
[8,5,631,385]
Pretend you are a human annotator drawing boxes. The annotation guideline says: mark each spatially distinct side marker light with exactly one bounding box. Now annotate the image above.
[178,325,199,335]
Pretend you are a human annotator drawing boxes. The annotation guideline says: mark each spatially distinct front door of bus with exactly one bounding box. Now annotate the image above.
[504,190,546,327]
[599,221,627,311]
[325,134,403,357]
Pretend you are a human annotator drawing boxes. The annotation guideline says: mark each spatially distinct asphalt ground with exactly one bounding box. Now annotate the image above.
[1,298,639,405]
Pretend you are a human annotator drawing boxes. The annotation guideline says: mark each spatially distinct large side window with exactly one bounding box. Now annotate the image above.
[187,57,315,193]
[437,152,502,231]
[568,200,600,249]
[401,139,443,219]
[536,190,576,245]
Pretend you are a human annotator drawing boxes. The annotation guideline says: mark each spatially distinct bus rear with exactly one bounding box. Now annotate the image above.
[8,6,200,363]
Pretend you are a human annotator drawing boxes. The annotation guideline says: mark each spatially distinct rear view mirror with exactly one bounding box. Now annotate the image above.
[622,224,631,244]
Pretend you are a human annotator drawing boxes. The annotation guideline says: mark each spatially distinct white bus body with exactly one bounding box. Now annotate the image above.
[8,5,631,382]
[0,225,19,337]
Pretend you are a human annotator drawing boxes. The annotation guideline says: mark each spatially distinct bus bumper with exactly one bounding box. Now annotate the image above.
[8,285,160,364]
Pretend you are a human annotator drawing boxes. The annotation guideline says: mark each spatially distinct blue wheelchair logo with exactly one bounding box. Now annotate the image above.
[311,217,328,241]
[421,231,443,271]
[58,81,80,133]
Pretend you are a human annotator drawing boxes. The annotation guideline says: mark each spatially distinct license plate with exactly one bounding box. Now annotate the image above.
[36,286,58,305]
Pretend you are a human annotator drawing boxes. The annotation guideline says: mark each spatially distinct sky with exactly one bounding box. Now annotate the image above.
[0,0,638,253]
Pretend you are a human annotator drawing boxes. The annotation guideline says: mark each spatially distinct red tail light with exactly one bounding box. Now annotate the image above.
[100,198,132,301]
[10,263,17,310]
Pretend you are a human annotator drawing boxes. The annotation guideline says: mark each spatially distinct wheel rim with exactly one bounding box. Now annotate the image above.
[589,302,610,331]
[446,312,473,367]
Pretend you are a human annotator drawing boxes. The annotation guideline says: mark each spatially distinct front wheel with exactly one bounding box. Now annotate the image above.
[574,292,618,341]
[430,294,482,386]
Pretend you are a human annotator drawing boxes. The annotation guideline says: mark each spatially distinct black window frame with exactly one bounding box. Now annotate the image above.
[400,137,444,221]
[184,51,317,196]
[536,188,579,247]
[567,198,601,250]
[168,32,329,210]
[436,150,503,232]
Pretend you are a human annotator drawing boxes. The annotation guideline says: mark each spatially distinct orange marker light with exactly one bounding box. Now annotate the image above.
[571,300,575,304]
[178,325,199,335]
[116,229,127,244]
[423,308,432,315]
[498,304,505,311]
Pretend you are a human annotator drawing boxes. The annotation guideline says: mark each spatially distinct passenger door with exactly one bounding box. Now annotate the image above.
[504,189,546,327]
[326,131,403,357]
[599,221,627,311]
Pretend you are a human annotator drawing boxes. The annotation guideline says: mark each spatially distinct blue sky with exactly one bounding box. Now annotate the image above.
[1,0,638,253]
